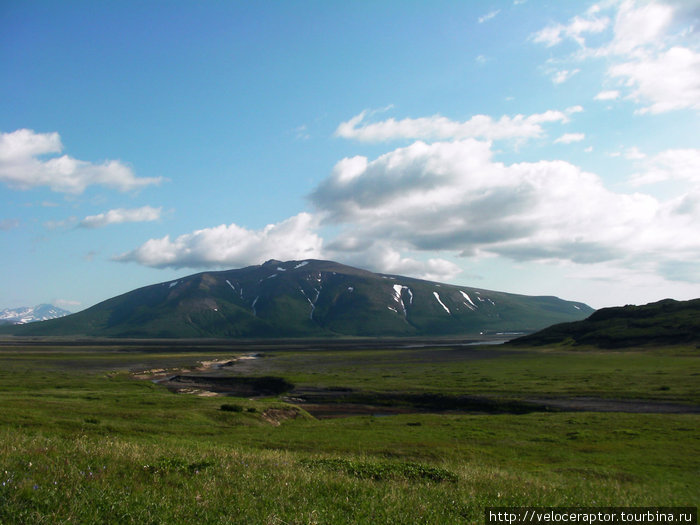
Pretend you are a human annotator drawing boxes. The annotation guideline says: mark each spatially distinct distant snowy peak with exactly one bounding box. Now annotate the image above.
[0,304,72,324]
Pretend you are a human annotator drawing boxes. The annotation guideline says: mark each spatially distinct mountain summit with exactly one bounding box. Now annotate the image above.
[3,259,594,338]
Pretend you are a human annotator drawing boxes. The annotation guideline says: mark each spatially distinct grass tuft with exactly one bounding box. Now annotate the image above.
[300,457,458,483]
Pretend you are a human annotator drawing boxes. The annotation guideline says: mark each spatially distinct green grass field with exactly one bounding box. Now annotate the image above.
[0,340,698,524]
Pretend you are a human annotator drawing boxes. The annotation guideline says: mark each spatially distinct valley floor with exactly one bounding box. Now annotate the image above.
[0,339,698,523]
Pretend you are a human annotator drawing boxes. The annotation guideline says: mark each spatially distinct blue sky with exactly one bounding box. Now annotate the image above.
[1,0,699,312]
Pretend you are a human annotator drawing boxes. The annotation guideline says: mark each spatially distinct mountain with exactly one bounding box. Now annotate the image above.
[0,304,72,325]
[510,298,700,348]
[1,259,594,338]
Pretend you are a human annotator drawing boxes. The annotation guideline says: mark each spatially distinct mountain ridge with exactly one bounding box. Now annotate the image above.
[1,259,594,338]
[510,298,700,348]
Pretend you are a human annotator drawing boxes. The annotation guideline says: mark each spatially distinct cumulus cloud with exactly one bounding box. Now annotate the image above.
[335,107,582,143]
[327,241,462,283]
[533,1,700,114]
[310,139,700,279]
[0,129,164,194]
[554,132,585,144]
[603,1,700,113]
[115,212,323,269]
[609,46,700,114]
[79,206,163,228]
[629,148,700,186]
[607,0,674,56]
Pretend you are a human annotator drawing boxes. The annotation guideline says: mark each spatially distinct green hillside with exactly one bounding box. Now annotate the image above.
[511,298,700,348]
[1,259,593,338]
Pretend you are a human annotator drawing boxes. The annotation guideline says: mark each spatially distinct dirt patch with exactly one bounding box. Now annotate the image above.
[131,367,191,381]
[197,359,236,370]
[171,387,221,397]
[261,407,301,426]
[131,353,261,383]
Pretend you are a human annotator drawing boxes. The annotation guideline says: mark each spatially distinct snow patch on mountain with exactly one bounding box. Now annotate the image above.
[433,292,451,315]
[300,286,321,319]
[392,284,413,317]
[460,291,477,310]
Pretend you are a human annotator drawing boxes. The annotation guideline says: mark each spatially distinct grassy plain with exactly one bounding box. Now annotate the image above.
[0,340,698,524]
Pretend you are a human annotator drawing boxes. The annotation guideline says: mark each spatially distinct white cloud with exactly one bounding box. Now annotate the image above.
[119,209,464,283]
[624,146,646,160]
[603,1,700,113]
[310,139,700,281]
[0,128,62,159]
[554,132,585,144]
[116,212,323,269]
[79,206,163,228]
[608,0,674,56]
[551,68,581,84]
[533,1,700,114]
[561,258,700,306]
[532,12,610,47]
[0,129,164,194]
[478,10,501,24]
[609,46,700,114]
[629,148,700,186]
[594,89,620,100]
[327,242,462,283]
[335,107,581,143]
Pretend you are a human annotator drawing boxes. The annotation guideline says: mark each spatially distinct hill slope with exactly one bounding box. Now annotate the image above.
[511,298,700,348]
[2,259,593,338]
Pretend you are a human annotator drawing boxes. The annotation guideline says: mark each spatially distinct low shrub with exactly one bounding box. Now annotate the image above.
[220,403,243,412]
